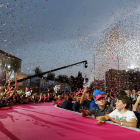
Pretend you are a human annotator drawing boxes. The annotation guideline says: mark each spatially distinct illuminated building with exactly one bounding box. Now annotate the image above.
[0,50,21,85]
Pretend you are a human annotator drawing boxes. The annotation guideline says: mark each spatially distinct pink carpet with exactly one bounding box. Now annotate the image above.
[0,103,140,140]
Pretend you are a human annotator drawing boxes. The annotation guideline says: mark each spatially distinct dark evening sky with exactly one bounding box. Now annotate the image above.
[1,0,140,80]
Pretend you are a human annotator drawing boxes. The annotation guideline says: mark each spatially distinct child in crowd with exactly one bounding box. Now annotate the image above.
[81,93,113,119]
[96,95,137,128]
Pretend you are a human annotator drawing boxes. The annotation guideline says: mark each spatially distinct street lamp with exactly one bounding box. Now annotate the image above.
[7,65,11,69]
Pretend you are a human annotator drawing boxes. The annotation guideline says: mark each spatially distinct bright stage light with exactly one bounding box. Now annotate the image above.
[7,65,11,69]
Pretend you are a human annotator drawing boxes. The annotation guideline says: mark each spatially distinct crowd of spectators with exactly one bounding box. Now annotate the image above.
[1,81,140,129]
[57,87,140,129]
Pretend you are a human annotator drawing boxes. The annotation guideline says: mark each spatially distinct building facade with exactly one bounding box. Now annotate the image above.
[0,50,21,85]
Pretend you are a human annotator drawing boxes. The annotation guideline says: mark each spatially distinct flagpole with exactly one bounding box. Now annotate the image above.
[104,73,106,92]
[15,72,16,90]
[94,55,95,81]
[117,54,119,89]
[117,54,119,71]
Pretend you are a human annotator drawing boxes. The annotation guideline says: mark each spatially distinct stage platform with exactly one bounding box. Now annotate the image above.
[0,102,140,140]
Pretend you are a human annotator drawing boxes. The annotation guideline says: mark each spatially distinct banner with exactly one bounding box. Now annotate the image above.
[8,70,14,81]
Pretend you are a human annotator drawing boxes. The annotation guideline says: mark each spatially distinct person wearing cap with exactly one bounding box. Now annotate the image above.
[81,92,113,119]
[80,87,97,110]
[72,91,82,112]
[96,95,137,128]
[89,89,105,110]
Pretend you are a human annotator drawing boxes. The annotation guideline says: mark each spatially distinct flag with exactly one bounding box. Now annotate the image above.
[25,87,29,93]
[8,70,14,81]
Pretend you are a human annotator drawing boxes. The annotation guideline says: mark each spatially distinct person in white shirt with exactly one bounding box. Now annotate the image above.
[95,95,137,128]
[25,90,32,97]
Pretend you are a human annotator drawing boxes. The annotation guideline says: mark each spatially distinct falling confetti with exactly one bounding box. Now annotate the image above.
[0,0,140,82]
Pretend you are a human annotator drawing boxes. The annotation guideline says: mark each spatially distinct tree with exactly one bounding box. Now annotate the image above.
[69,72,84,92]
[76,71,84,90]
[46,73,55,80]
[34,67,42,78]
[55,75,70,84]
[69,75,76,92]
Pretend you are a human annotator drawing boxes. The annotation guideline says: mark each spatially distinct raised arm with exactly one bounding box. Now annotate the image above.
[14,80,17,92]
[133,95,140,112]
[1,87,10,97]
[7,93,14,100]
[80,87,88,104]
[109,92,114,100]
[8,81,11,91]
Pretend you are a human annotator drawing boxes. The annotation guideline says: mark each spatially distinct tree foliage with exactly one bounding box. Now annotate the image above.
[34,67,42,77]
[55,75,70,84]
[69,71,84,92]
[46,73,55,80]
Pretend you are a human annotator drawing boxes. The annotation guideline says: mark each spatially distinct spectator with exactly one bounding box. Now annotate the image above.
[1,96,5,107]
[96,95,137,128]
[38,93,44,102]
[131,90,139,103]
[81,94,113,119]
[24,90,32,103]
[80,87,97,110]
[132,94,140,128]
[72,91,82,112]
[105,91,111,106]
[53,94,58,101]
[21,94,26,104]
[53,95,64,107]
[60,97,73,110]
[49,93,54,102]
[110,90,132,111]
[110,93,117,110]
[43,94,47,102]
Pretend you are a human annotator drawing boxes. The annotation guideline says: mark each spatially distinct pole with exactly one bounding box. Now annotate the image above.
[7,60,88,85]
[117,54,119,89]
[94,55,95,81]
[104,72,106,91]
[117,54,119,71]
